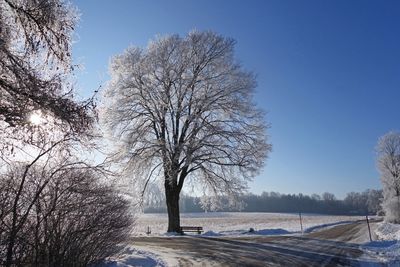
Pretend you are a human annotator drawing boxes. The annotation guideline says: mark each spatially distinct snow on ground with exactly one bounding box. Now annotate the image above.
[303,220,356,233]
[201,228,291,237]
[97,212,377,267]
[375,221,400,240]
[95,246,172,267]
[134,212,363,236]
[361,221,400,265]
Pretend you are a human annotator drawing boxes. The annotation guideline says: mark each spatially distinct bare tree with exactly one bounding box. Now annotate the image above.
[322,192,336,202]
[102,31,271,232]
[376,131,400,223]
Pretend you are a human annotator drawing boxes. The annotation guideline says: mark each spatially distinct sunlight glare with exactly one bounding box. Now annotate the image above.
[29,111,45,125]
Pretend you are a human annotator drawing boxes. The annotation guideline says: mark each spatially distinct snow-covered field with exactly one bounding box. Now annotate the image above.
[134,212,364,236]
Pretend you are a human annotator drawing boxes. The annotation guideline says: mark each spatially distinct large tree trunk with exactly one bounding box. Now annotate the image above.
[5,233,15,267]
[165,182,181,233]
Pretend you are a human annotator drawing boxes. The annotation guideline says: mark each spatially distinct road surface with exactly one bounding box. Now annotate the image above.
[131,220,385,266]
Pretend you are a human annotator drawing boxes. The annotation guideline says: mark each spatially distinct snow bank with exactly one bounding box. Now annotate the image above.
[202,227,290,237]
[206,228,291,236]
[361,240,400,265]
[202,230,222,237]
[360,222,400,265]
[95,246,166,267]
[251,228,291,235]
[162,232,182,237]
[375,222,400,240]
[304,220,355,233]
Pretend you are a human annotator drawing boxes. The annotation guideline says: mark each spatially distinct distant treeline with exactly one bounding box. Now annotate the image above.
[144,189,383,215]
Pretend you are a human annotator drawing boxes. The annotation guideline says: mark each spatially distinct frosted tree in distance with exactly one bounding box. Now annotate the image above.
[101,31,271,232]
[376,131,400,223]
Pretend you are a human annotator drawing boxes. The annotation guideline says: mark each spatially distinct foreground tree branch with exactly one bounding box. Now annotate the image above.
[0,0,95,136]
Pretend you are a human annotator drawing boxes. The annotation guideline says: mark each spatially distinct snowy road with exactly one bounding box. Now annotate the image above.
[131,232,384,266]
[102,220,391,266]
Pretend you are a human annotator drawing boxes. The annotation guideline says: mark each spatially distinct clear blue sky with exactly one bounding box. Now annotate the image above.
[72,0,400,199]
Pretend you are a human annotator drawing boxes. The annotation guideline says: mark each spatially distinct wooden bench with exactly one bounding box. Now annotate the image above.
[180,226,203,235]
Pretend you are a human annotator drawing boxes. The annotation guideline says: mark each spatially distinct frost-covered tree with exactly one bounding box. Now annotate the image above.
[0,0,96,188]
[344,190,382,215]
[376,131,400,223]
[366,189,383,215]
[0,0,94,138]
[0,1,128,264]
[101,31,271,232]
